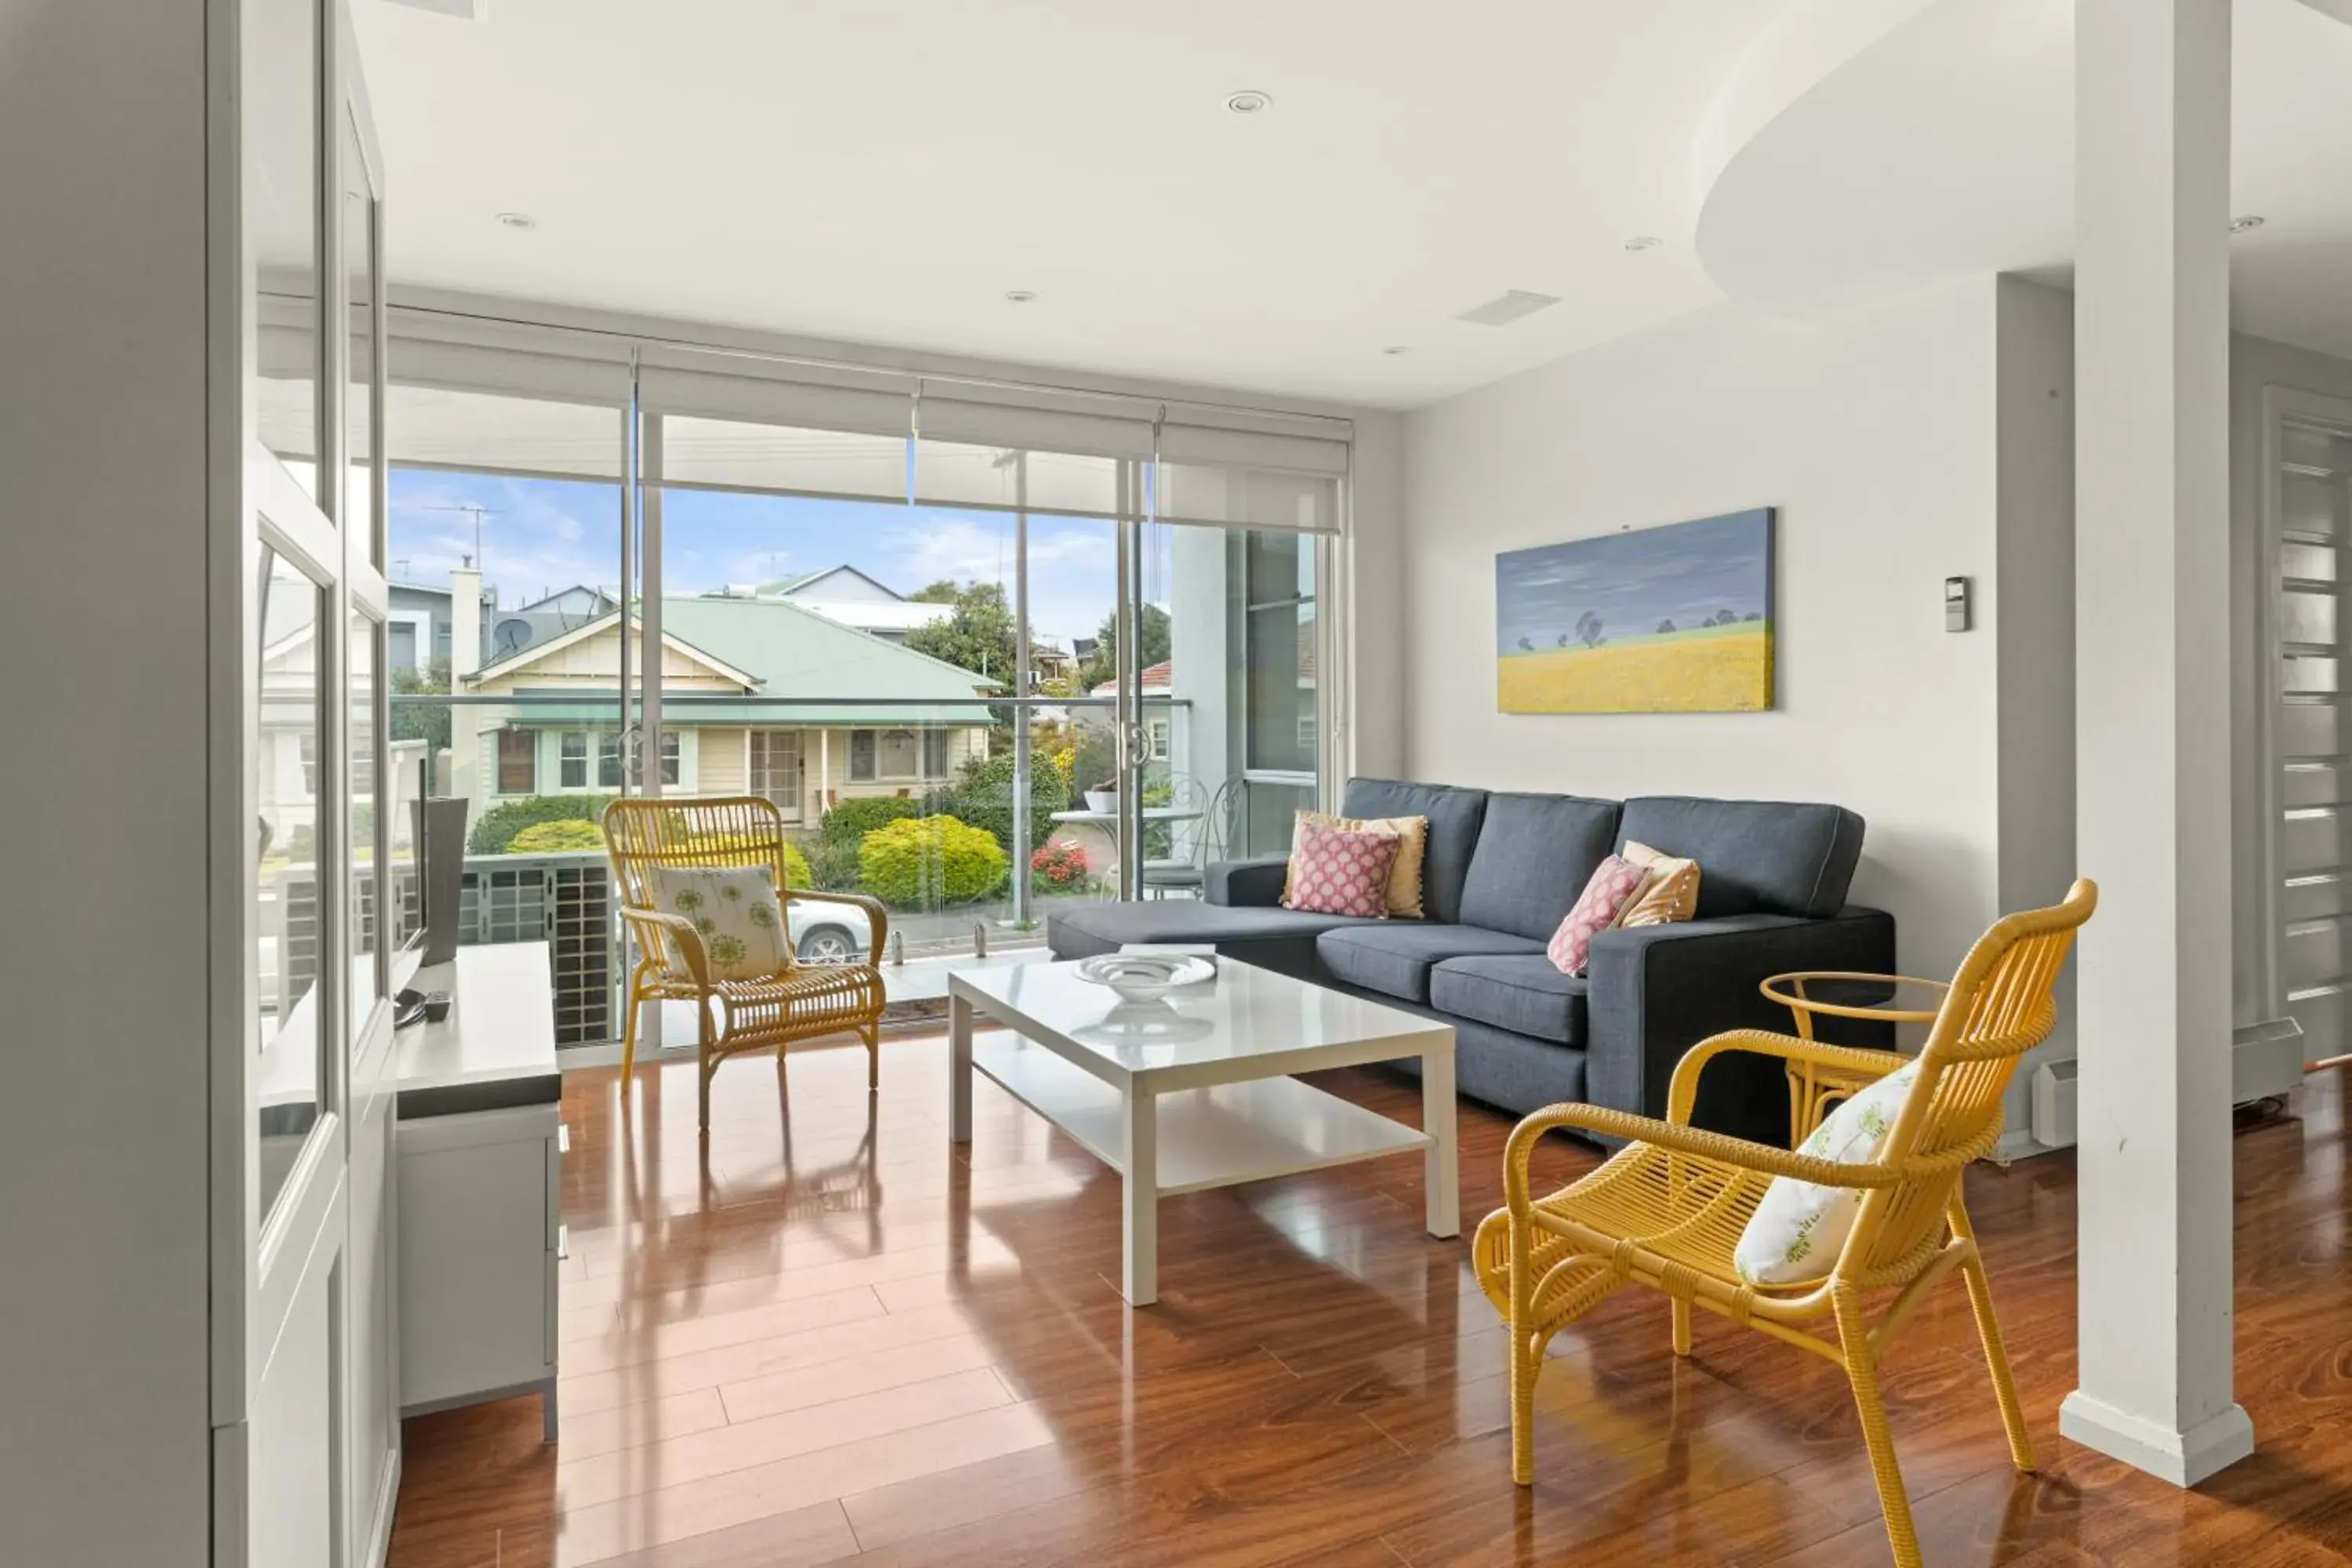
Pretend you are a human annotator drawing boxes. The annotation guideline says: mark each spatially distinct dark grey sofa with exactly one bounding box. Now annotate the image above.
[1046,778,1897,1147]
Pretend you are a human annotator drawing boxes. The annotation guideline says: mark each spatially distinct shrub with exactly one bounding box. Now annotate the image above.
[806,837,863,892]
[820,795,921,845]
[1030,839,1094,895]
[925,750,1071,857]
[470,793,613,855]
[662,828,814,891]
[857,815,1009,907]
[506,819,607,854]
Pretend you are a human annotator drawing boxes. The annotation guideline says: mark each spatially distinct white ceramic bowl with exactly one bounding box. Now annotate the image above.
[1073,953,1214,1002]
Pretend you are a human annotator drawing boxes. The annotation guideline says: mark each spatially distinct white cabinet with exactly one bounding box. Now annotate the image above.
[394,944,564,1436]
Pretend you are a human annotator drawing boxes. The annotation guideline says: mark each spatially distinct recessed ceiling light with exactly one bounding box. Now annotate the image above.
[1004,289,1037,304]
[2230,214,2267,234]
[1381,346,1410,356]
[1624,234,1664,251]
[1224,89,1272,115]
[495,212,536,230]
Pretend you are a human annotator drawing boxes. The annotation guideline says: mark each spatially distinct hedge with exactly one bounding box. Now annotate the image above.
[470,793,613,855]
[857,815,1009,907]
[819,796,922,845]
[505,819,607,853]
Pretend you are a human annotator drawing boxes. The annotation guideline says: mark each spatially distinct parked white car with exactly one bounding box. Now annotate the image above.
[786,898,871,964]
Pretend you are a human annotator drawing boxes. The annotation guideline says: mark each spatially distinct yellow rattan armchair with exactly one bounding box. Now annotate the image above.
[603,796,890,1130]
[1474,879,2096,1568]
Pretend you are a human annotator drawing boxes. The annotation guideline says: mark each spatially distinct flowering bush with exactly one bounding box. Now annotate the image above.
[1030,839,1094,895]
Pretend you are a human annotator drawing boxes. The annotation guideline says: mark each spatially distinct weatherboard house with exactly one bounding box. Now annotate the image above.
[446,585,1000,826]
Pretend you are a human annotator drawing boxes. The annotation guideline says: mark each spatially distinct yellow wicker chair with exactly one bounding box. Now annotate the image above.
[603,796,890,1130]
[1474,879,2096,1568]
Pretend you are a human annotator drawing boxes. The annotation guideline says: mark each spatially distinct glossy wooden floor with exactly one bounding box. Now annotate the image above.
[387,1030,2352,1568]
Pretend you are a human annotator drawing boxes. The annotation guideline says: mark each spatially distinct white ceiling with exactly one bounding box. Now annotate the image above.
[1693,0,2352,365]
[354,0,1777,410]
[356,0,2352,413]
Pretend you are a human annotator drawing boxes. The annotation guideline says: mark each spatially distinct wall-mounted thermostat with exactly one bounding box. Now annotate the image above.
[1944,576,1972,633]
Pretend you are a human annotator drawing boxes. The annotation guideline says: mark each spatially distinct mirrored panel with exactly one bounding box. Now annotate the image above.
[351,609,383,1029]
[249,0,323,499]
[258,547,327,1225]
[343,110,379,550]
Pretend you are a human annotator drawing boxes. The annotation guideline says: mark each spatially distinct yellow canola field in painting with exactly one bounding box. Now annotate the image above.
[1497,623,1772,713]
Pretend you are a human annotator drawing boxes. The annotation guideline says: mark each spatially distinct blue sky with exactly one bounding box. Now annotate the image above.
[1495,509,1773,655]
[387,467,1163,650]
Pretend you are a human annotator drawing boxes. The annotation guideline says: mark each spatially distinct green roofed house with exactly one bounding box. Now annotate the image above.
[448,590,1002,827]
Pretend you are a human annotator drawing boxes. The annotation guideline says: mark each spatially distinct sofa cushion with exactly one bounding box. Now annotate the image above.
[1338,779,1489,924]
[1047,899,1382,961]
[1456,793,1624,941]
[1316,923,1544,1004]
[1429,955,1589,1047]
[1617,797,1866,919]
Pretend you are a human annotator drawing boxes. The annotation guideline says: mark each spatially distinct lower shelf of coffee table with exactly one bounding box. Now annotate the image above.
[971,1035,1432,1196]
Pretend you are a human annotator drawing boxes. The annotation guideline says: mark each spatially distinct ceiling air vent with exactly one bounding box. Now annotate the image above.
[383,0,486,19]
[1456,289,1561,327]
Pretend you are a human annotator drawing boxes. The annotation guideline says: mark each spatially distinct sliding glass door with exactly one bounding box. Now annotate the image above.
[368,328,1345,1047]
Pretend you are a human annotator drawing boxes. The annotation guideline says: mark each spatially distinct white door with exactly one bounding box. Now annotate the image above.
[220,3,397,1564]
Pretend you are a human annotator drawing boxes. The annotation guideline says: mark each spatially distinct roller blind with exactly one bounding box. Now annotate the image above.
[379,314,1353,528]
[386,387,625,482]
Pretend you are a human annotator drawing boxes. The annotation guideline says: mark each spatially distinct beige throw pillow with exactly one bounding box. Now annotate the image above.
[646,863,792,982]
[1283,810,1428,918]
[1618,840,1700,927]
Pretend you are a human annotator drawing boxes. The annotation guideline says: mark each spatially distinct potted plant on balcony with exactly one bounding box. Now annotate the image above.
[1083,779,1118,814]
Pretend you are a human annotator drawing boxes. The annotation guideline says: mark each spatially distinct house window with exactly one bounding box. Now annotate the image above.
[496,728,535,794]
[558,731,588,789]
[750,731,801,809]
[878,728,920,779]
[658,731,681,787]
[922,729,951,779]
[849,729,877,782]
[597,731,623,789]
[297,732,319,797]
[1146,718,1170,761]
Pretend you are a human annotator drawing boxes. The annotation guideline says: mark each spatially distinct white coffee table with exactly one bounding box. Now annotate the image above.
[947,959,1458,1305]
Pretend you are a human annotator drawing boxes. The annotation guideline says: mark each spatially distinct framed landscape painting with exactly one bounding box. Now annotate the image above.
[1495,507,1776,713]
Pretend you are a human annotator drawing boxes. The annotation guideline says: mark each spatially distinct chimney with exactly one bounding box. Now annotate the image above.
[450,566,482,677]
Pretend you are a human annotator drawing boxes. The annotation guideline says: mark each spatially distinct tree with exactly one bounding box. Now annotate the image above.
[902,580,1018,682]
[391,656,452,750]
[1574,611,1607,649]
[1657,619,1676,635]
[908,579,960,605]
[1075,602,1173,691]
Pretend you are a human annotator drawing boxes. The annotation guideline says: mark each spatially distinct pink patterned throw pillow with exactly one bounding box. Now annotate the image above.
[1283,820,1404,918]
[1547,855,1652,976]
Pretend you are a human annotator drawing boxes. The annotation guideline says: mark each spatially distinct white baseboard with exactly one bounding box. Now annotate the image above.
[2058,1391,2254,1486]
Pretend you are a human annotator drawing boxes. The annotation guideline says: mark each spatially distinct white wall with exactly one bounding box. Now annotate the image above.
[0,0,216,1560]
[1401,278,2016,983]
[1995,276,2081,1087]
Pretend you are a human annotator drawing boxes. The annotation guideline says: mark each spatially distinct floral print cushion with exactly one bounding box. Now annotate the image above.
[646,864,793,983]
[1732,1062,1922,1285]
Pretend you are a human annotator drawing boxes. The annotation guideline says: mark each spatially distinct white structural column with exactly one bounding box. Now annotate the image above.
[2061,0,2252,1486]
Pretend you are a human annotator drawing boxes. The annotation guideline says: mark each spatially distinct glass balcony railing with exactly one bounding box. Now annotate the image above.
[328,692,1263,1050]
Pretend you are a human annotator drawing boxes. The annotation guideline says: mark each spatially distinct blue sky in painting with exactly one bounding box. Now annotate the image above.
[386,466,1142,648]
[1494,509,1773,655]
